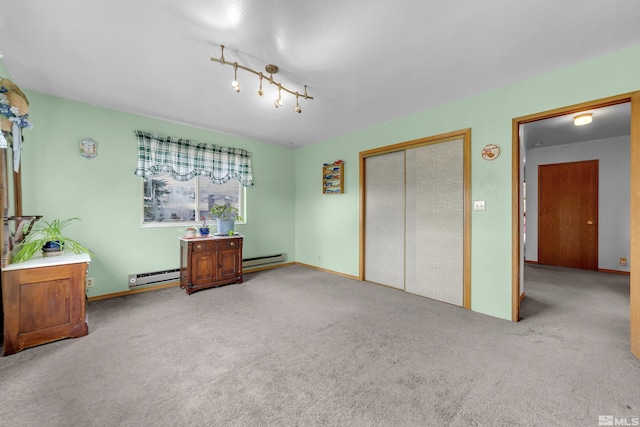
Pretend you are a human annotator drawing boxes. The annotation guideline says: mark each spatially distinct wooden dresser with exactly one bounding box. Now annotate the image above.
[179,235,243,295]
[2,253,90,355]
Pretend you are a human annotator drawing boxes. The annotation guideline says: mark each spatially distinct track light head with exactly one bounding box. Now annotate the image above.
[258,73,264,97]
[231,63,240,92]
[274,84,283,108]
[294,93,301,113]
[219,45,226,65]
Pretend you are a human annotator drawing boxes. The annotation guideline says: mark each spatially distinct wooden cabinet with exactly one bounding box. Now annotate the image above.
[179,235,243,295]
[2,253,90,356]
[322,162,344,194]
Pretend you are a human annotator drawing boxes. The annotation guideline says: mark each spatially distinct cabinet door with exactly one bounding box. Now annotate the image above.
[217,248,240,281]
[191,252,214,285]
[2,262,88,355]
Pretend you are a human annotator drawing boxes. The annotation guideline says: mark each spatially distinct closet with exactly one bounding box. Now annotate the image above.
[360,130,471,308]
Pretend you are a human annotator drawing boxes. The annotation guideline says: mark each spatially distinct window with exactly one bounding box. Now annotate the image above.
[134,130,253,226]
[143,173,244,226]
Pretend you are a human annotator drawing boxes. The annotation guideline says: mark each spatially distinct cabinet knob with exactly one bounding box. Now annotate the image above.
[230,242,235,246]
[196,244,202,250]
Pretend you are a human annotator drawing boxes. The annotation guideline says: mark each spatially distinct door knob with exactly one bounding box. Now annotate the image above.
[587,220,594,225]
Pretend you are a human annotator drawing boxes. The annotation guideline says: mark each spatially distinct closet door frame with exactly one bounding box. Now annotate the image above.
[359,128,472,309]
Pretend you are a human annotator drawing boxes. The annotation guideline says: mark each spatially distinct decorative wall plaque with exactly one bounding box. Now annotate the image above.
[481,144,500,161]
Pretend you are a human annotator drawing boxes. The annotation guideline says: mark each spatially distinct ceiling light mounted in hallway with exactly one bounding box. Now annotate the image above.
[210,45,313,114]
[573,113,593,126]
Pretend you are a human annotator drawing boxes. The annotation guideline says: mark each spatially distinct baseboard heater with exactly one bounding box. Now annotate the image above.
[129,268,180,288]
[127,254,284,288]
[242,253,285,269]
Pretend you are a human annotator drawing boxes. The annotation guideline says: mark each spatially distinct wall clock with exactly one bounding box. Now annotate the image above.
[80,138,97,159]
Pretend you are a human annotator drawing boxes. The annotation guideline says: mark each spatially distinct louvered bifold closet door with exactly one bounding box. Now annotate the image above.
[405,139,464,305]
[364,151,405,289]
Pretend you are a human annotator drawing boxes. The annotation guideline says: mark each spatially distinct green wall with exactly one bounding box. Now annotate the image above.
[5,44,640,319]
[294,44,640,320]
[17,92,295,298]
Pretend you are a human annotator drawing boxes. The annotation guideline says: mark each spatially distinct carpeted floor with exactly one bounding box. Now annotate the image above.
[0,264,638,426]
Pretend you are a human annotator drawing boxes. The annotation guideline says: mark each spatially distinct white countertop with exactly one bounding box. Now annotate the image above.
[179,233,243,242]
[2,252,91,271]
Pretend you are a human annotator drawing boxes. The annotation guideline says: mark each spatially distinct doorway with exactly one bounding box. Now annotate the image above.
[538,160,599,270]
[512,91,640,359]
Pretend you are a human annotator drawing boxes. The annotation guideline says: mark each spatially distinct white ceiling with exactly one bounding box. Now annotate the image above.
[1,0,640,148]
[523,103,631,150]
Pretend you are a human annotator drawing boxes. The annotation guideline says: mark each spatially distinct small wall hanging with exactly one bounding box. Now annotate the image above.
[481,144,500,161]
[80,138,97,159]
[322,160,344,194]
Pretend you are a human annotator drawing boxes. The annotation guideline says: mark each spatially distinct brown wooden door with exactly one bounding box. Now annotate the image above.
[538,160,598,270]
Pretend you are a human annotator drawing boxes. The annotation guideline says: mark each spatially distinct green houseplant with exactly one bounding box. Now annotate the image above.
[210,203,243,235]
[11,217,93,263]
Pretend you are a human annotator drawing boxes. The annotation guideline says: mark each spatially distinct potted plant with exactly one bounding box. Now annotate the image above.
[11,217,93,263]
[210,203,243,236]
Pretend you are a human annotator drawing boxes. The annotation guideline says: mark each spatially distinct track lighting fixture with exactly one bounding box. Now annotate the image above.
[211,45,313,113]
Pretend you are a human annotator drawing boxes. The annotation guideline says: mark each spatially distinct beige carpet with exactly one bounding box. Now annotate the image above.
[0,264,638,426]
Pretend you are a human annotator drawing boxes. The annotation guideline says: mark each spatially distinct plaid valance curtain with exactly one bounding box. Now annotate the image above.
[134,131,254,187]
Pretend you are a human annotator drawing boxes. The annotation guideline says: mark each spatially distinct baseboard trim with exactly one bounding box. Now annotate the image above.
[88,263,295,302]
[520,292,525,302]
[524,262,629,276]
[87,262,356,302]
[87,281,180,302]
[598,268,630,276]
[294,262,360,281]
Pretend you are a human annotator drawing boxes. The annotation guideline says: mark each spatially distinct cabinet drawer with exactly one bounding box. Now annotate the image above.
[217,239,241,250]
[192,241,217,252]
